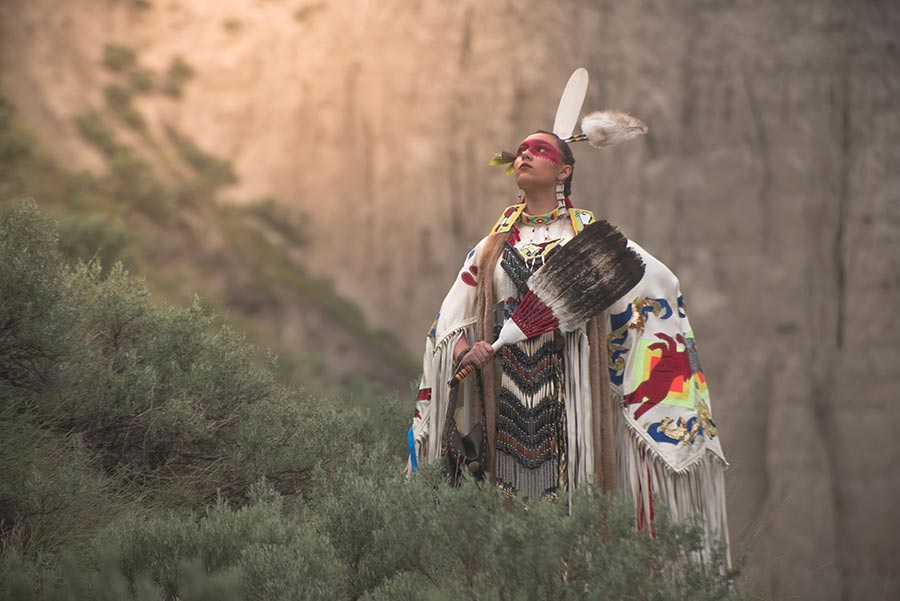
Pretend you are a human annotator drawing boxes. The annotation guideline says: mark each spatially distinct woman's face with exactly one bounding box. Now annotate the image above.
[513,133,571,189]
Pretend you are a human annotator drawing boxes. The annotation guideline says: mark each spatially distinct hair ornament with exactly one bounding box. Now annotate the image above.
[489,150,517,174]
[488,68,647,171]
[564,110,649,148]
[552,68,589,139]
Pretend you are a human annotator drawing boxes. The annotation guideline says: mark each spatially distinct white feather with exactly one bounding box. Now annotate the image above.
[580,110,648,147]
[552,68,589,139]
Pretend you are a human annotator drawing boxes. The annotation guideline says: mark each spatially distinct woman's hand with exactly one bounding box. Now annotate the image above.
[459,341,494,370]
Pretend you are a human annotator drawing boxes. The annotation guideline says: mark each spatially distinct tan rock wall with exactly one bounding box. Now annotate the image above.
[2,0,898,598]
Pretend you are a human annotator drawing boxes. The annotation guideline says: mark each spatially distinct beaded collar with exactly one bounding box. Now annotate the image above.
[519,206,564,227]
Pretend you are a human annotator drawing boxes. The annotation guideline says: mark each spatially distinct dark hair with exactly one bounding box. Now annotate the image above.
[534,130,575,197]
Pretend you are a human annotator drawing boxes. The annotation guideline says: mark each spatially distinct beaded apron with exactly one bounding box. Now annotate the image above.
[494,242,567,500]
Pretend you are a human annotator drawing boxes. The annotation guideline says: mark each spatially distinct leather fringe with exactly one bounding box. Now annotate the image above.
[615,406,732,567]
[587,314,616,495]
[476,232,508,487]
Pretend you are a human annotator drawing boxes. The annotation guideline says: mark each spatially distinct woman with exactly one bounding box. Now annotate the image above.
[408,125,729,562]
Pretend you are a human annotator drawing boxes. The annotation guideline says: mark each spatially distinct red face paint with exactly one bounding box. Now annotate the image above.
[516,138,563,165]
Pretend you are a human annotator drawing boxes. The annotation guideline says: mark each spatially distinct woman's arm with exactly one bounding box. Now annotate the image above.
[454,335,494,369]
[407,237,491,471]
[453,336,469,362]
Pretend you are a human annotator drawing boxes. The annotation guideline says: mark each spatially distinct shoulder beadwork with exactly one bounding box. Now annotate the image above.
[568,208,595,234]
[490,204,525,235]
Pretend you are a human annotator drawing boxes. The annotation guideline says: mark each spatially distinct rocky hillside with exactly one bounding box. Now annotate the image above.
[2,1,899,599]
[0,11,418,395]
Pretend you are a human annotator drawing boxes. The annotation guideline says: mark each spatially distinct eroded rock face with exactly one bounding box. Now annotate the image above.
[2,1,898,598]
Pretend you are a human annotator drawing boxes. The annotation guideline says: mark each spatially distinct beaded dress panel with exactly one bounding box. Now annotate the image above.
[494,242,567,500]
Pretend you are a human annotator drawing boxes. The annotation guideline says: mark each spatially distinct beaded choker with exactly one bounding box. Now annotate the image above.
[519,207,564,227]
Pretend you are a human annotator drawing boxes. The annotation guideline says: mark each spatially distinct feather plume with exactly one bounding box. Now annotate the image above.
[580,110,648,148]
[552,68,589,139]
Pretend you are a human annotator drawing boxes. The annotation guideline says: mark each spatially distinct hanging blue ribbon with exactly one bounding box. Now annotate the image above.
[407,426,418,473]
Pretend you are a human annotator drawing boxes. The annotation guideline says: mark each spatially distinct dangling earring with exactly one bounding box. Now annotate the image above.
[556,181,565,206]
[517,188,525,203]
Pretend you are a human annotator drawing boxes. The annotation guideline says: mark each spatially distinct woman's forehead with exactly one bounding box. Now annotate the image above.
[519,133,558,146]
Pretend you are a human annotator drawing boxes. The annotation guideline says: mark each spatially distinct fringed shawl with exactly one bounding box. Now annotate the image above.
[409,230,730,565]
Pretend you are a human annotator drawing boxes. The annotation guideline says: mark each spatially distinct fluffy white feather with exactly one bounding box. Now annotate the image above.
[580,110,648,148]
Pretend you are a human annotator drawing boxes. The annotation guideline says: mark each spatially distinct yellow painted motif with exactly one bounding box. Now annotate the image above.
[490,204,525,235]
[657,416,701,444]
[650,396,717,446]
[518,239,563,261]
[568,208,594,234]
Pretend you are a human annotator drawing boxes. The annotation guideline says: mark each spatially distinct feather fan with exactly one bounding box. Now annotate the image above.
[450,221,645,387]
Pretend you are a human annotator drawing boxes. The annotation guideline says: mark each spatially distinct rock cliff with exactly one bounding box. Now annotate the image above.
[2,0,898,598]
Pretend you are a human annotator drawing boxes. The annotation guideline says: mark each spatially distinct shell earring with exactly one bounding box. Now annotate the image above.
[518,188,525,203]
[556,181,565,202]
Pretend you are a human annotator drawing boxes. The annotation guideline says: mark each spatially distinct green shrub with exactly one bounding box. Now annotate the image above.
[1,201,385,505]
[107,151,173,217]
[106,486,346,600]
[0,201,73,393]
[0,94,16,131]
[4,466,740,601]
[172,133,237,201]
[104,84,145,132]
[53,272,303,504]
[161,58,195,99]
[128,68,156,94]
[57,214,131,274]
[74,112,121,158]
[310,456,738,601]
[0,201,387,509]
[2,550,239,601]
[244,197,308,247]
[102,45,136,73]
[0,413,122,558]
[175,138,235,186]
[0,203,127,557]
[101,43,153,94]
[0,95,32,166]
[73,112,172,218]
[0,202,743,599]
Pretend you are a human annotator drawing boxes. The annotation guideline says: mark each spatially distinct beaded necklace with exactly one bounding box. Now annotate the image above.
[519,206,564,227]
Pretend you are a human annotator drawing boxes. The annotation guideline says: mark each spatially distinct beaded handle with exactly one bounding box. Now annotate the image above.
[448,363,477,388]
[448,338,507,388]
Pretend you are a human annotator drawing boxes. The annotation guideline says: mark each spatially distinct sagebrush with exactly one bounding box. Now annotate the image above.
[0,202,741,599]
